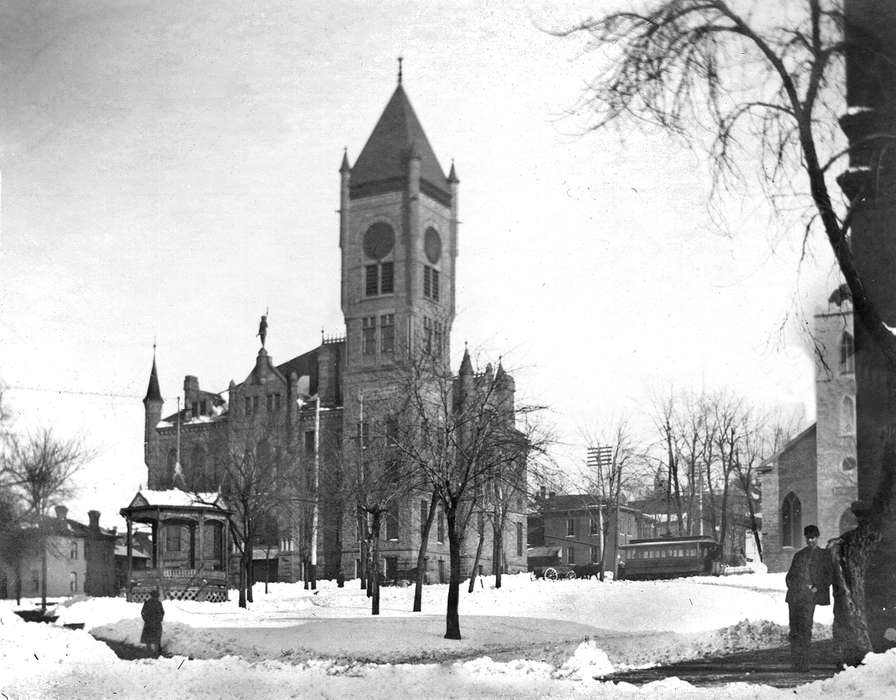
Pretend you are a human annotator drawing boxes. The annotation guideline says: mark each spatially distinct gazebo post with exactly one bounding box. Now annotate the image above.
[126,516,133,602]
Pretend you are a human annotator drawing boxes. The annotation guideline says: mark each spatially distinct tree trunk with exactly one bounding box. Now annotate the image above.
[445,507,462,639]
[744,486,763,559]
[493,520,503,589]
[468,524,486,593]
[40,532,48,613]
[414,490,438,612]
[370,510,381,616]
[238,549,248,608]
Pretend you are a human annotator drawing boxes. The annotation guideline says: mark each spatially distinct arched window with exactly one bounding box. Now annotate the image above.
[839,507,858,534]
[191,445,207,489]
[839,332,855,374]
[841,396,856,435]
[781,492,802,547]
[842,456,857,471]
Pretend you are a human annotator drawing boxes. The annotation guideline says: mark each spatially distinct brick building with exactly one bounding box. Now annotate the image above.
[758,298,857,572]
[528,493,649,577]
[0,506,117,599]
[141,75,528,583]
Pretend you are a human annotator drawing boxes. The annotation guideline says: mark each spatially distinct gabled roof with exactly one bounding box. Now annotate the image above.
[350,84,450,201]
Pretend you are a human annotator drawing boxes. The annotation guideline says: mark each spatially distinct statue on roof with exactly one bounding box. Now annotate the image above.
[257,313,268,349]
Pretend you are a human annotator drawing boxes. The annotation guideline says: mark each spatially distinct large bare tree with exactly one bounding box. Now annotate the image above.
[391,353,547,639]
[558,0,896,654]
[0,427,92,611]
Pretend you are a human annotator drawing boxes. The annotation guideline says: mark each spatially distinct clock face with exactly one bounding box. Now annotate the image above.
[363,222,395,260]
[424,227,442,264]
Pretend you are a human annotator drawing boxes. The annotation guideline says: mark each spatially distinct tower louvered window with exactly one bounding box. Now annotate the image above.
[380,262,394,293]
[423,265,440,301]
[423,317,433,354]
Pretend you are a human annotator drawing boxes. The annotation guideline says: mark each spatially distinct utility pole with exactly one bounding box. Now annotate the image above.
[310,395,321,590]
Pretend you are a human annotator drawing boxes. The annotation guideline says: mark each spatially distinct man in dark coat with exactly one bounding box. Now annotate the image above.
[786,524,831,671]
[140,589,165,657]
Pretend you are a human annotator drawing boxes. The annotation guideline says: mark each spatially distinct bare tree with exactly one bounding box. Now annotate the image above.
[0,428,92,611]
[215,428,295,608]
[557,2,896,651]
[579,418,650,579]
[391,353,547,640]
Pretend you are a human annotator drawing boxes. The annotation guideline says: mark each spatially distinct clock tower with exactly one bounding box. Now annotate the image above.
[339,74,459,434]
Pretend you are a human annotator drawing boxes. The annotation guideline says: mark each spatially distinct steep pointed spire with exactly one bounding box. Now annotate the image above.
[448,160,459,184]
[339,147,351,173]
[143,351,162,405]
[350,82,450,202]
[459,342,473,376]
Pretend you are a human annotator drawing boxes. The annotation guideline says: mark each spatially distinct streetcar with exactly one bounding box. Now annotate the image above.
[617,536,720,580]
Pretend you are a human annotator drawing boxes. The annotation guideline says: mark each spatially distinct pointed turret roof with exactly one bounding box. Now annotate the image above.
[459,344,473,376]
[350,84,450,201]
[143,356,162,404]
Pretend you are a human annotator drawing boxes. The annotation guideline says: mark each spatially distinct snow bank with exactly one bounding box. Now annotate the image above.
[0,573,887,698]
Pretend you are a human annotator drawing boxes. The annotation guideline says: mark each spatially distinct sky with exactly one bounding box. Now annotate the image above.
[0,0,842,528]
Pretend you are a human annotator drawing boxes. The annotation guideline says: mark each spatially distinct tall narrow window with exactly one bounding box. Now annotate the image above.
[385,416,399,445]
[516,522,523,557]
[70,541,78,560]
[381,314,394,353]
[362,316,376,355]
[781,492,802,547]
[590,545,600,563]
[252,396,259,413]
[305,431,315,455]
[840,331,855,374]
[244,397,252,416]
[567,547,576,565]
[589,517,599,535]
[365,265,379,296]
[70,572,78,593]
[380,262,394,293]
[423,317,433,354]
[360,421,370,448]
[421,500,429,537]
[566,518,575,537]
[423,265,441,301]
[386,501,399,540]
[433,321,443,357]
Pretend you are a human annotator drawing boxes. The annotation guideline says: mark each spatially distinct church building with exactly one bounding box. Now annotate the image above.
[758,290,858,571]
[141,73,528,584]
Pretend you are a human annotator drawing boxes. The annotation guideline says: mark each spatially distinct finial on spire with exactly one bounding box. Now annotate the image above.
[398,56,403,85]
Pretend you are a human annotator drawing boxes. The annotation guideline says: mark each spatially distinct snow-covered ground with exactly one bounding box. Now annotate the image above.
[1,572,894,698]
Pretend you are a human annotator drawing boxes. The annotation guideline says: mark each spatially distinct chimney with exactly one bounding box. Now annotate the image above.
[548,491,556,500]
[88,510,100,531]
[54,505,68,521]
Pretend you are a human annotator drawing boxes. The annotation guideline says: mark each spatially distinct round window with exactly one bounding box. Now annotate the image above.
[363,222,395,260]
[424,226,442,264]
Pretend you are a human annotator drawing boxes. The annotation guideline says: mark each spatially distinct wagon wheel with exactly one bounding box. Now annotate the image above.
[544,567,558,581]
[566,570,577,580]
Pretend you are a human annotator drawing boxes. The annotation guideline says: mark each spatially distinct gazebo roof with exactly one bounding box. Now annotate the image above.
[121,489,230,518]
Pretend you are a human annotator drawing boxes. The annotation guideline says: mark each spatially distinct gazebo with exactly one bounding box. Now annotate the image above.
[120,489,232,602]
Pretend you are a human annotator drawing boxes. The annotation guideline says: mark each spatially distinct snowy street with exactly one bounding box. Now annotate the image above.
[3,572,895,698]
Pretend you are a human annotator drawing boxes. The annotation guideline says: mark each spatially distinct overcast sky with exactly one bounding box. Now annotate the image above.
[0,0,840,527]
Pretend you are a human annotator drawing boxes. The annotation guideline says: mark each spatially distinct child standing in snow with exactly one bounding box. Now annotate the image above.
[141,589,165,657]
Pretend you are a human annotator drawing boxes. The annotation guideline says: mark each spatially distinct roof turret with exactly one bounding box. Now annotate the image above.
[143,356,162,405]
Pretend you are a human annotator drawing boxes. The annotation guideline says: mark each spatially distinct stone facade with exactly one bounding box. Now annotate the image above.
[142,78,527,583]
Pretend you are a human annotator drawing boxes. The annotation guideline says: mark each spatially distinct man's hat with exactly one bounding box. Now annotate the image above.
[804,525,820,538]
